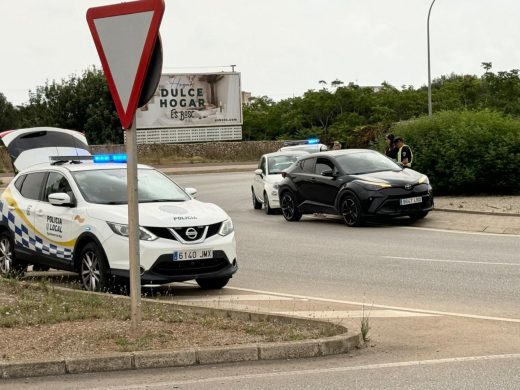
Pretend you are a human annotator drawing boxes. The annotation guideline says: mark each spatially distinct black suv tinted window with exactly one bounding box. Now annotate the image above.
[19,172,46,200]
[315,158,334,175]
[300,158,315,173]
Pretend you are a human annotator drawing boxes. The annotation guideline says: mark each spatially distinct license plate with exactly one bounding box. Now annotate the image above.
[172,249,213,261]
[400,196,422,206]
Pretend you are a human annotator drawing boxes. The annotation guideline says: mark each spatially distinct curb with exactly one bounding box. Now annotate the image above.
[0,285,363,379]
[433,207,520,218]
[0,334,362,380]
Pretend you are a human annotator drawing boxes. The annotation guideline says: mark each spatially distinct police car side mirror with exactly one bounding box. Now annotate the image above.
[254,169,263,176]
[49,193,75,207]
[185,187,197,199]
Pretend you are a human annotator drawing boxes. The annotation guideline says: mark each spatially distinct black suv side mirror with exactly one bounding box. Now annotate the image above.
[321,169,335,177]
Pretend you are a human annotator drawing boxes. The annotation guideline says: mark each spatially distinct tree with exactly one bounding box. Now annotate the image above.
[0,93,19,131]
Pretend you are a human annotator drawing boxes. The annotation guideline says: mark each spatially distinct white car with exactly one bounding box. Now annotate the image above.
[0,127,237,291]
[251,151,308,214]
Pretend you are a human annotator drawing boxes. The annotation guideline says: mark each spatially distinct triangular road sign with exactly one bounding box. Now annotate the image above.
[87,0,165,129]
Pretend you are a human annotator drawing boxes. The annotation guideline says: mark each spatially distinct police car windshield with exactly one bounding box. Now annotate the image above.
[72,168,190,205]
[267,155,300,174]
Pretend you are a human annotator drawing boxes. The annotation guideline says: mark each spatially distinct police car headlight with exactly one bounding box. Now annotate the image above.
[107,222,158,241]
[218,219,234,236]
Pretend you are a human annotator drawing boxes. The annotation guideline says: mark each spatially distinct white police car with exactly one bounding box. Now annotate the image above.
[0,127,237,291]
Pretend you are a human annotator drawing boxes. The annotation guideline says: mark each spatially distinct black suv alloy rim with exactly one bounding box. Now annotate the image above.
[281,193,295,219]
[342,198,358,225]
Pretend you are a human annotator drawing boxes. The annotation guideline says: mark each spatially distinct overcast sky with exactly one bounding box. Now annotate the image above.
[1,0,519,105]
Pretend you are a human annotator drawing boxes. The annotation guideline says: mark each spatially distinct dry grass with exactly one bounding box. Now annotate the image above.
[0,277,339,362]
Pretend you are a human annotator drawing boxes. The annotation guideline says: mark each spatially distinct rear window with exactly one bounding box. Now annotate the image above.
[6,131,88,159]
[19,172,46,200]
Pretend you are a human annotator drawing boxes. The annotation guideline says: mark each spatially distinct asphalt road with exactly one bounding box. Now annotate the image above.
[3,171,519,389]
[176,172,520,320]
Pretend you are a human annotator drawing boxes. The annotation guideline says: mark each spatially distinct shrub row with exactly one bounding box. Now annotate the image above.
[390,110,520,194]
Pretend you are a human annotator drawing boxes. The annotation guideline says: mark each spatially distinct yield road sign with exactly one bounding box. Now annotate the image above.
[86,0,165,129]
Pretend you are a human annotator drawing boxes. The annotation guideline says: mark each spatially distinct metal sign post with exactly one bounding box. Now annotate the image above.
[126,117,142,332]
[86,0,165,336]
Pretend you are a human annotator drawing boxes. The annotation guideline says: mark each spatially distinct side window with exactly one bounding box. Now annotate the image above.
[14,175,26,193]
[300,158,315,173]
[315,158,334,175]
[19,172,46,200]
[44,172,74,202]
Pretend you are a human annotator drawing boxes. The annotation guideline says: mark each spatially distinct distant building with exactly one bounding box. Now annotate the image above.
[241,91,252,105]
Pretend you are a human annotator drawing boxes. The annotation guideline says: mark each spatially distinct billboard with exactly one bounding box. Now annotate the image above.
[136,72,243,130]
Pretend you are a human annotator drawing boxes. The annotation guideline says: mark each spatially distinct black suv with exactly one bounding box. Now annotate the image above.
[277,149,434,226]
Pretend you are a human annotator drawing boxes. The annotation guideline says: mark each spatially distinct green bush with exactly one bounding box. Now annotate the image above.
[390,110,520,194]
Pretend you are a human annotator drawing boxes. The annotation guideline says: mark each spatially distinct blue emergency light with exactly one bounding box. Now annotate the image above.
[93,154,127,163]
[307,138,320,144]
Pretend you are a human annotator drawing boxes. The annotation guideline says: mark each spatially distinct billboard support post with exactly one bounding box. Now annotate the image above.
[126,117,142,335]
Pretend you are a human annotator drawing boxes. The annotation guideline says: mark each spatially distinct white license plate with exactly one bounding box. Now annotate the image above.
[400,196,422,206]
[172,249,213,261]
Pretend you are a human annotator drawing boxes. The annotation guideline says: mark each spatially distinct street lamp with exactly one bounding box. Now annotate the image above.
[427,0,436,116]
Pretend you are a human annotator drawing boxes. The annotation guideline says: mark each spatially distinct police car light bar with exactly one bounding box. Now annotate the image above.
[93,154,127,163]
[49,154,128,163]
[307,138,320,144]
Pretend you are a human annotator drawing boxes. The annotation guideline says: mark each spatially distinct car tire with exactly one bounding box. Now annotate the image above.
[410,211,429,220]
[252,188,262,210]
[281,191,302,222]
[0,231,27,276]
[79,242,110,292]
[264,192,274,215]
[196,277,230,290]
[341,194,364,227]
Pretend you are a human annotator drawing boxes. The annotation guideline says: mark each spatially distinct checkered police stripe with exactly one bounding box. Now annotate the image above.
[0,201,73,261]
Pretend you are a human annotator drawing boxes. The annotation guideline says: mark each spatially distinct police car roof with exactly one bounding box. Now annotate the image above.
[17,161,153,175]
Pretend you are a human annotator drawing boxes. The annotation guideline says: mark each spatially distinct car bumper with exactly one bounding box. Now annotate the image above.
[102,231,237,283]
[360,185,434,217]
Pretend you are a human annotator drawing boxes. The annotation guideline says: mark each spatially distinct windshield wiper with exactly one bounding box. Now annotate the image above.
[140,199,185,203]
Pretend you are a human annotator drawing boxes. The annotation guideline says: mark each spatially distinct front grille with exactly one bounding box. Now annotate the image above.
[150,251,230,276]
[378,194,433,214]
[145,222,222,242]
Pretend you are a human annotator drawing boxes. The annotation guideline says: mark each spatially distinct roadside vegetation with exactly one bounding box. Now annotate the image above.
[0,277,340,362]
[1,62,519,194]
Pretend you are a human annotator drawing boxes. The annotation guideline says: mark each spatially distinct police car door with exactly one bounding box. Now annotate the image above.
[3,172,46,258]
[34,171,78,267]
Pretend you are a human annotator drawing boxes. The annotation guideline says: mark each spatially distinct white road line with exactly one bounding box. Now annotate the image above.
[221,286,520,323]
[382,255,520,267]
[401,225,520,236]
[272,310,439,318]
[91,353,520,389]
[173,294,297,302]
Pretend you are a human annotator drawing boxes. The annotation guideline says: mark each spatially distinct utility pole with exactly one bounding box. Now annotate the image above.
[427,0,436,116]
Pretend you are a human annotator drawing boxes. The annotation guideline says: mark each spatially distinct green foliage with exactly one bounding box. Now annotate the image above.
[391,110,520,194]
[16,67,121,144]
[0,93,19,132]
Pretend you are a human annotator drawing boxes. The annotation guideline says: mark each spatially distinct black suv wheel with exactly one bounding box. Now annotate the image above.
[281,191,302,222]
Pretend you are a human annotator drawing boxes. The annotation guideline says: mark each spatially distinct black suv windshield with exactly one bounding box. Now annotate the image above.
[336,151,401,174]
[72,168,190,204]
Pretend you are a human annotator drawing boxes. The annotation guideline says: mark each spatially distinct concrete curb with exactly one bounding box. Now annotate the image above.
[433,207,520,218]
[0,334,362,379]
[0,284,363,379]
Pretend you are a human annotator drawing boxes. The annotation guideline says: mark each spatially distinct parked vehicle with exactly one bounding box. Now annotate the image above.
[277,149,434,226]
[0,128,237,291]
[251,151,308,214]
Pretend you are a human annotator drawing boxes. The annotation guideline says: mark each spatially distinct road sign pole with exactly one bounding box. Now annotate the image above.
[126,117,142,335]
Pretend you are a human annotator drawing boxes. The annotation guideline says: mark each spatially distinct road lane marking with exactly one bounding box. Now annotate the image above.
[272,310,439,318]
[173,294,298,302]
[401,226,520,236]
[90,353,520,389]
[221,286,520,323]
[382,255,520,267]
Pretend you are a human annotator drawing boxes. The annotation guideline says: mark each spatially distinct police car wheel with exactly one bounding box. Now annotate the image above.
[0,231,26,276]
[79,242,110,292]
[196,277,230,290]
